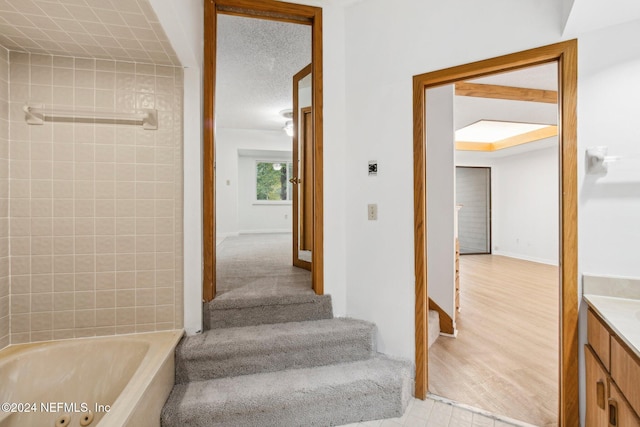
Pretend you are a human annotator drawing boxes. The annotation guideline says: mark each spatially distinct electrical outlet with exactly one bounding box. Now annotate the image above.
[367,204,378,220]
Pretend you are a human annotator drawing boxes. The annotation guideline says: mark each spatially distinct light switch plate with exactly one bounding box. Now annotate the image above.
[368,204,378,220]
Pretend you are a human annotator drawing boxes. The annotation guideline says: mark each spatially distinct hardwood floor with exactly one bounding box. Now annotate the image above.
[428,255,559,427]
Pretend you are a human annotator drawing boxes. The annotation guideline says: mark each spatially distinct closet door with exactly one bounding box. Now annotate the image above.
[455,166,491,254]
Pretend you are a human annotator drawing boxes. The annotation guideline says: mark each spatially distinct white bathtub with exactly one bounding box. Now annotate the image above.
[0,330,182,427]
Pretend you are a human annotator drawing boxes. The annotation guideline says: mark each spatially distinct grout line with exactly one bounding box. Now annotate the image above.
[427,394,539,427]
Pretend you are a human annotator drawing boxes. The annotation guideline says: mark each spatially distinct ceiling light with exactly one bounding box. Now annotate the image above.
[283,120,293,137]
[455,120,557,152]
[273,163,283,171]
[279,109,293,119]
[456,120,549,143]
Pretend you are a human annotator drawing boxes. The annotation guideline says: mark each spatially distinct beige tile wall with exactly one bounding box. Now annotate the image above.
[8,51,183,344]
[0,47,8,350]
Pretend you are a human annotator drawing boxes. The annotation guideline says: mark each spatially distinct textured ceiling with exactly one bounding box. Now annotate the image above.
[215,14,311,132]
[0,0,180,65]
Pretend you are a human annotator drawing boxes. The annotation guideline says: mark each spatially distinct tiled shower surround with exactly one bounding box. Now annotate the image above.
[3,51,183,346]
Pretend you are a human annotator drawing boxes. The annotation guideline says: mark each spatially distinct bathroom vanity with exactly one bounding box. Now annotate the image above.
[584,275,640,427]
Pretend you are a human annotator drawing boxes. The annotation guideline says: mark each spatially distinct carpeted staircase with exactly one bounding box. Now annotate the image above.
[161,294,413,427]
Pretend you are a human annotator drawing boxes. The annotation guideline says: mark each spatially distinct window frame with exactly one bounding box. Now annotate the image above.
[253,159,294,205]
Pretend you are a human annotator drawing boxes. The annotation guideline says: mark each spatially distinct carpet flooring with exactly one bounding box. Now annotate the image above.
[215,233,312,300]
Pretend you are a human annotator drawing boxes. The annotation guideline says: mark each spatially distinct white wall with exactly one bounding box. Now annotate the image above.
[343,0,561,359]
[211,0,352,317]
[216,129,293,236]
[311,1,349,317]
[563,0,640,36]
[151,0,640,421]
[148,0,203,335]
[426,85,456,324]
[491,144,559,265]
[151,0,350,327]
[576,18,640,424]
[238,154,293,233]
[342,3,640,422]
[457,144,559,265]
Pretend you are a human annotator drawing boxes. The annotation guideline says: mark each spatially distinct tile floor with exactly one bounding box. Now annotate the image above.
[339,396,537,427]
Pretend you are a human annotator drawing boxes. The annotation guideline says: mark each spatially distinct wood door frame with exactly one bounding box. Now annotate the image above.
[292,64,312,271]
[412,40,578,426]
[203,0,324,301]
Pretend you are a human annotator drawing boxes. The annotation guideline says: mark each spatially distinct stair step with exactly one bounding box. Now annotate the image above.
[176,318,376,383]
[161,355,413,427]
[205,293,332,329]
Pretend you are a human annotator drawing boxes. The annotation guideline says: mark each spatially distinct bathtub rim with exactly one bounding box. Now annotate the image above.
[0,329,184,427]
[0,329,183,360]
[96,329,184,427]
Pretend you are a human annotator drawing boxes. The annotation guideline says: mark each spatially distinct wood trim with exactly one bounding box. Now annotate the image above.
[300,106,313,255]
[292,64,312,271]
[412,40,579,427]
[203,0,324,303]
[456,125,559,152]
[492,125,558,150]
[455,82,558,104]
[428,298,454,335]
[202,0,216,302]
[217,6,312,25]
[215,0,316,24]
[301,108,313,272]
[414,42,572,88]
[558,39,579,427]
[413,73,427,399]
[455,141,493,152]
[311,8,324,295]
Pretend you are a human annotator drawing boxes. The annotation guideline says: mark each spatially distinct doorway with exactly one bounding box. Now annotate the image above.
[203,0,324,302]
[455,166,491,255]
[412,40,578,426]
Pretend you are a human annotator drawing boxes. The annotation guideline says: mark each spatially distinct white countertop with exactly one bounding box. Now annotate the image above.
[584,294,640,360]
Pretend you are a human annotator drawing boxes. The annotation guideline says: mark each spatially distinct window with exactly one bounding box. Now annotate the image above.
[256,161,293,202]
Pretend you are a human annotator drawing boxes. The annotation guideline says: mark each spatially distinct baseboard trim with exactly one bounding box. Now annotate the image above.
[217,232,239,239]
[492,250,558,266]
[439,331,457,338]
[239,229,291,235]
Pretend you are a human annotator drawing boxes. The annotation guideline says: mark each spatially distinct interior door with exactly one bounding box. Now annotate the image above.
[455,166,491,254]
[292,64,312,270]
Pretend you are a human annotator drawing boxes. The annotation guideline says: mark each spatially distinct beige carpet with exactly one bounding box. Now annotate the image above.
[215,233,313,300]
